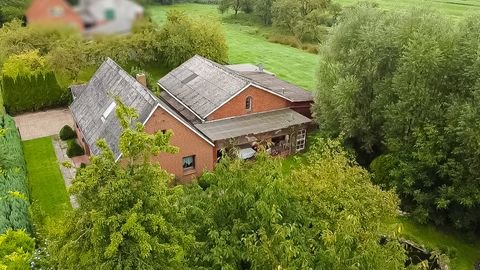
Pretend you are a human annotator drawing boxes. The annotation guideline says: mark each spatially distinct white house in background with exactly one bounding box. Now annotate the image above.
[75,0,144,35]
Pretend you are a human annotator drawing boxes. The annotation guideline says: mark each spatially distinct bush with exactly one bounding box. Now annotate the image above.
[267,34,319,54]
[59,125,76,141]
[0,115,32,234]
[1,72,69,115]
[66,140,84,158]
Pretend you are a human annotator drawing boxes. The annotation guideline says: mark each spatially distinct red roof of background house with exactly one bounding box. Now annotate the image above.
[26,0,84,31]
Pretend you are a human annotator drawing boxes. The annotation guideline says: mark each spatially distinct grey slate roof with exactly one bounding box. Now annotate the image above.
[225,63,274,75]
[69,58,157,159]
[158,55,249,119]
[195,109,311,141]
[236,71,313,102]
[70,84,88,99]
[159,91,202,124]
[158,55,313,120]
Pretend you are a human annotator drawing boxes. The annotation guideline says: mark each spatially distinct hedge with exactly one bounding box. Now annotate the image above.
[0,115,31,234]
[1,72,70,115]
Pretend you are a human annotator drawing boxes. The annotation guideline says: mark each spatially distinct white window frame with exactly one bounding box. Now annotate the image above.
[245,96,252,111]
[296,129,306,152]
[182,155,195,171]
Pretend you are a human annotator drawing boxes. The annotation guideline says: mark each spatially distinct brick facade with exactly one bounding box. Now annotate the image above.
[26,0,84,31]
[207,86,312,120]
[208,86,290,121]
[144,107,215,182]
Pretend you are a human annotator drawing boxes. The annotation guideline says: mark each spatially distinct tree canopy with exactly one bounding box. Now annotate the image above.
[159,10,228,68]
[182,139,409,269]
[313,5,480,233]
[47,100,194,269]
[45,99,417,268]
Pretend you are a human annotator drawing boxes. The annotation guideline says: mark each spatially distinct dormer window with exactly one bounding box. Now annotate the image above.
[51,6,64,17]
[245,96,252,111]
[101,101,116,122]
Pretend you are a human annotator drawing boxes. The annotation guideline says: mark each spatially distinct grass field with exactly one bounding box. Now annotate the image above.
[394,217,480,269]
[23,137,70,220]
[148,4,318,90]
[337,0,480,18]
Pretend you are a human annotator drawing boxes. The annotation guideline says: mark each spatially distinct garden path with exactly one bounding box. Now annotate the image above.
[14,108,74,141]
[52,137,79,208]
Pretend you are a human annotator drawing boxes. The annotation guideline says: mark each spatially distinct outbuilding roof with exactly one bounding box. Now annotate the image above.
[195,108,311,141]
[69,58,157,159]
[158,55,313,120]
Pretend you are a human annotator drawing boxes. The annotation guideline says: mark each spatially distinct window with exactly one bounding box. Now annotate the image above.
[50,6,64,17]
[182,155,195,171]
[245,96,252,111]
[101,101,116,122]
[296,129,306,152]
[105,9,116,21]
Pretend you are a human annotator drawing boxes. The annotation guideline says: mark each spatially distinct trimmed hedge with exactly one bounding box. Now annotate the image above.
[59,125,76,141]
[0,115,32,234]
[66,140,84,158]
[2,72,70,115]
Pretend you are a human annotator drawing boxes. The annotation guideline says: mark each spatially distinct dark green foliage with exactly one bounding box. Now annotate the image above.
[183,139,408,269]
[0,115,31,234]
[2,72,69,115]
[66,140,84,158]
[59,125,76,141]
[0,0,28,25]
[314,6,480,233]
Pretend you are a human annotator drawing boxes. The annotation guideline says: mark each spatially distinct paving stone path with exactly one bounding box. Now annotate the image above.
[52,137,79,209]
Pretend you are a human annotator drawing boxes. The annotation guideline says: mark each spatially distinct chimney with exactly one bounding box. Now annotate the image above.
[257,63,264,72]
[136,73,147,87]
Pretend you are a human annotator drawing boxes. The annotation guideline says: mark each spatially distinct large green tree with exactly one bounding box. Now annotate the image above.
[314,5,480,233]
[47,100,194,269]
[272,0,338,41]
[159,11,228,68]
[182,139,409,269]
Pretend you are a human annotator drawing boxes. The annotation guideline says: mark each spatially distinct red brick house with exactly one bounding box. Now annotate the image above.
[26,0,84,31]
[70,56,314,181]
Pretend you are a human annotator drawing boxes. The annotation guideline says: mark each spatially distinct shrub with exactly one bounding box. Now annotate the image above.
[0,115,32,234]
[267,34,320,54]
[66,140,84,158]
[59,125,76,141]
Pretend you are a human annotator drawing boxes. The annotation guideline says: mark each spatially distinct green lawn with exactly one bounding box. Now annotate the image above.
[393,217,480,269]
[148,4,318,90]
[23,137,70,220]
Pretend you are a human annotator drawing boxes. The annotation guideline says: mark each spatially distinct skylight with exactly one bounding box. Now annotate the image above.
[101,101,116,122]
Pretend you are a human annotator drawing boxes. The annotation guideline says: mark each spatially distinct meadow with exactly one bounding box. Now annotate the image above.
[148,4,318,90]
[337,0,480,18]
[148,1,480,91]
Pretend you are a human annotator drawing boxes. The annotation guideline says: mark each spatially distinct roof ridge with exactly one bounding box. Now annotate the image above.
[193,55,249,84]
